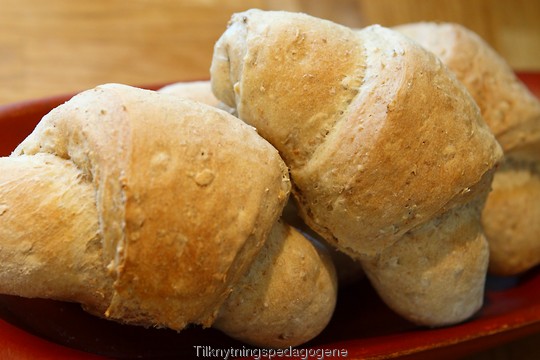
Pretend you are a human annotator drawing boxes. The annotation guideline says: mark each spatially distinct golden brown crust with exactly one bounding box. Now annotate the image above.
[211,9,503,326]
[2,83,338,347]
[295,25,501,257]
[281,199,365,286]
[212,10,366,171]
[158,80,339,343]
[11,84,291,329]
[482,158,540,275]
[361,188,491,325]
[0,154,112,313]
[395,22,540,275]
[214,220,337,348]
[212,10,502,257]
[395,22,540,153]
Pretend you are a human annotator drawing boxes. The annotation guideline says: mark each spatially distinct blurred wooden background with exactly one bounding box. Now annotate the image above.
[0,0,539,105]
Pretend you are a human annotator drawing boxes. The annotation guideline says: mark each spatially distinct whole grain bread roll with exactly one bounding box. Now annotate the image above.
[211,9,503,326]
[0,83,337,347]
[395,22,540,275]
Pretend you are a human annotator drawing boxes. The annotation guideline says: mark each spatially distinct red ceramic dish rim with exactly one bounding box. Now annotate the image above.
[0,73,538,360]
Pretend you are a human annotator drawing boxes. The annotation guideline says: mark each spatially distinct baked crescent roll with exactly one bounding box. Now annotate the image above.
[0,83,337,347]
[211,9,503,326]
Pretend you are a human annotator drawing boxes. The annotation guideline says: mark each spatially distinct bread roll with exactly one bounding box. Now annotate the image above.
[0,83,336,347]
[211,9,503,326]
[396,22,540,275]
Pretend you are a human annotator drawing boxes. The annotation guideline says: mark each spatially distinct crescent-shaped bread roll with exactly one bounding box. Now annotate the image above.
[0,83,337,347]
[211,9,503,326]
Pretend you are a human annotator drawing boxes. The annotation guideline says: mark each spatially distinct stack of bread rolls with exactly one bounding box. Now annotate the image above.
[1,8,537,349]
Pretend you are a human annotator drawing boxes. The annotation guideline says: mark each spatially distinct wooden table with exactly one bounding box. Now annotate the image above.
[1,1,539,359]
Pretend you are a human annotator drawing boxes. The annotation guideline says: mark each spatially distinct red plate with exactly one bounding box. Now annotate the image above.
[0,75,539,360]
